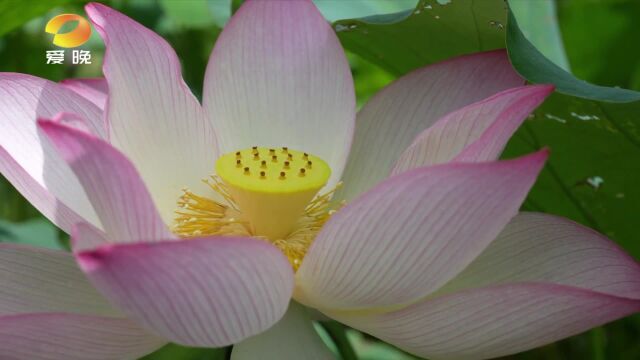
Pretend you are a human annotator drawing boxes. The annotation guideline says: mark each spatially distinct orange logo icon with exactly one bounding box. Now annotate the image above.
[45,14,92,48]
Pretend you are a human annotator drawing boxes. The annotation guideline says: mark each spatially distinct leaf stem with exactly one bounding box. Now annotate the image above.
[321,322,358,360]
[590,327,606,360]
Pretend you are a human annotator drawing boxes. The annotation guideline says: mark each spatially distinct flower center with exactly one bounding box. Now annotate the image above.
[172,146,341,270]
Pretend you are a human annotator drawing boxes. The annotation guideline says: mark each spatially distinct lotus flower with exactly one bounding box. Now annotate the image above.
[1,1,639,359]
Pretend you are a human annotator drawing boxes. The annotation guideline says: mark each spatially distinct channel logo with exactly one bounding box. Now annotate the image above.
[45,14,91,48]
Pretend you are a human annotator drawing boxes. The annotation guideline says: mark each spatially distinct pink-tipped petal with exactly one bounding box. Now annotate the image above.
[231,302,334,360]
[391,85,554,175]
[72,222,109,252]
[39,120,172,243]
[76,237,294,347]
[85,3,218,222]
[330,283,640,360]
[60,78,108,110]
[0,73,103,232]
[0,313,166,360]
[0,147,87,234]
[0,243,116,316]
[297,151,548,310]
[337,50,524,202]
[203,0,355,187]
[328,213,640,358]
[438,212,640,299]
[48,112,102,136]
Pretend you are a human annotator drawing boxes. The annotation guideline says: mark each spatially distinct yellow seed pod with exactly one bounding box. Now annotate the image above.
[215,147,331,239]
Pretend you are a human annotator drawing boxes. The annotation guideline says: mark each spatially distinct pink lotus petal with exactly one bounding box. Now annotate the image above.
[0,73,103,232]
[337,50,524,202]
[0,243,117,316]
[72,222,110,252]
[86,3,218,222]
[39,120,172,243]
[296,151,548,309]
[60,78,108,110]
[203,0,355,187]
[0,147,87,234]
[330,283,640,360]
[76,237,294,347]
[0,313,166,360]
[231,302,334,360]
[391,85,554,175]
[438,212,640,299]
[48,112,102,136]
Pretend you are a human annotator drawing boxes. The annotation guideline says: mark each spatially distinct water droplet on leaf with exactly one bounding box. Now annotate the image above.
[570,112,600,121]
[586,176,604,189]
[334,24,349,32]
[489,20,504,29]
[545,113,567,124]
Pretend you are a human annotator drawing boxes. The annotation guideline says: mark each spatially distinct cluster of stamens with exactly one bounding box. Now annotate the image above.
[272,185,344,269]
[173,177,246,237]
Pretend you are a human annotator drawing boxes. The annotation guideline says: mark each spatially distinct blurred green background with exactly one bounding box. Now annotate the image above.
[1,0,639,359]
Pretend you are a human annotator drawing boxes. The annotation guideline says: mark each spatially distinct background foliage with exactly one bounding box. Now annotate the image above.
[0,0,638,358]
